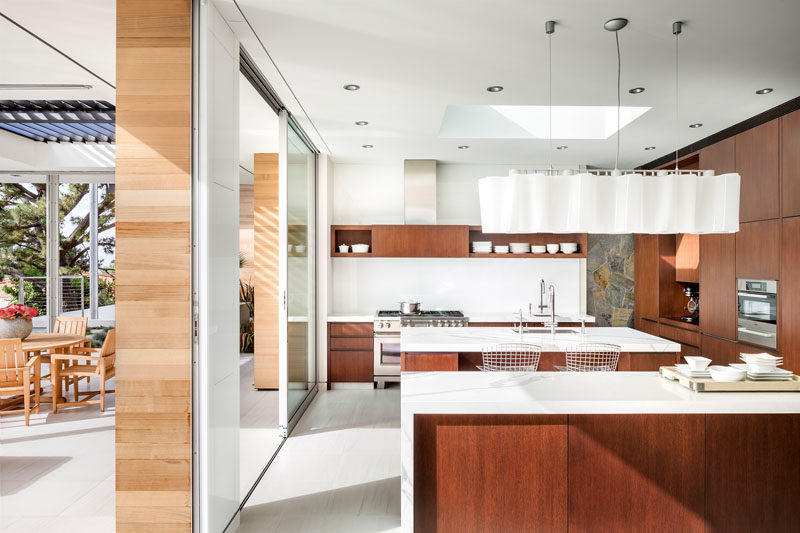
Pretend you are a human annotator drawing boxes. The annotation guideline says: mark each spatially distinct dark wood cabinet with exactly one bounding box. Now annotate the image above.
[327,321,373,385]
[675,233,699,283]
[699,136,736,175]
[736,219,780,280]
[634,234,659,324]
[781,216,800,373]
[736,119,780,222]
[401,352,458,371]
[700,333,778,365]
[700,233,737,340]
[782,110,800,217]
[372,225,468,257]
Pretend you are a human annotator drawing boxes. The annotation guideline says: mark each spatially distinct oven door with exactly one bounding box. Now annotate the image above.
[374,334,401,377]
[737,290,777,348]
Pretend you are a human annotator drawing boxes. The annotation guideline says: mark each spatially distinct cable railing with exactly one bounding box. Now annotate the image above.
[18,275,91,315]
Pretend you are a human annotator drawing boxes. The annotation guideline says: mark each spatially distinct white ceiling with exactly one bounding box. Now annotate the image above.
[236,0,800,167]
[0,0,115,102]
[239,72,279,182]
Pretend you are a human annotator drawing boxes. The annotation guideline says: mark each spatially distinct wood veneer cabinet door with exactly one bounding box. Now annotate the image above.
[700,333,778,365]
[371,225,468,257]
[675,233,699,283]
[735,219,780,280]
[634,234,659,324]
[736,119,780,222]
[781,216,800,372]
[782,110,800,217]
[414,414,568,532]
[698,136,736,175]
[699,233,737,340]
[706,414,800,532]
[568,414,705,533]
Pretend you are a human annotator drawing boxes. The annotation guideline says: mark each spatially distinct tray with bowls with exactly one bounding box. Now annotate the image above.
[660,365,800,392]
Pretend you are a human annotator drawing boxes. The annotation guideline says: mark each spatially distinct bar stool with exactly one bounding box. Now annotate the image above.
[555,343,621,372]
[480,343,542,371]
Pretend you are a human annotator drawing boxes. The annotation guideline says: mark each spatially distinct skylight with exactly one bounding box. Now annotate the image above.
[438,105,651,140]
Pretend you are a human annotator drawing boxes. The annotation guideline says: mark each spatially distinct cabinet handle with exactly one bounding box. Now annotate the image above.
[737,327,775,337]
[737,292,769,299]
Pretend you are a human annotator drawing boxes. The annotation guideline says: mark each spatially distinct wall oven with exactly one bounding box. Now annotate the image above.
[737,278,777,349]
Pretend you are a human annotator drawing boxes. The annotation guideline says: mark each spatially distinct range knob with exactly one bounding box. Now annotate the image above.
[377,322,384,329]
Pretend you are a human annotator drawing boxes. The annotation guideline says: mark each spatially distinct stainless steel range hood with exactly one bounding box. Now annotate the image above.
[404,159,436,224]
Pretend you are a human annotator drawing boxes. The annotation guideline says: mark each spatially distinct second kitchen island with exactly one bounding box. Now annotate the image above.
[400,326,681,372]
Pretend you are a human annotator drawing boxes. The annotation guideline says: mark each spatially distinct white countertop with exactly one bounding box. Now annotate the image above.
[466,311,595,323]
[398,371,800,530]
[400,326,680,353]
[327,313,374,322]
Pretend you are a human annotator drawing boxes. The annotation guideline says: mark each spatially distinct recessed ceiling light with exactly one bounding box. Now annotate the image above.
[458,145,469,149]
[486,85,504,93]
[629,87,645,94]
[689,123,703,128]
[362,144,373,149]
[343,84,360,91]
[756,88,773,95]
[556,145,568,150]
[355,121,368,126]
[645,146,656,150]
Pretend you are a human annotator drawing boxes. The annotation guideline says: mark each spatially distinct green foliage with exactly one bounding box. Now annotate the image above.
[239,280,254,353]
[88,326,113,348]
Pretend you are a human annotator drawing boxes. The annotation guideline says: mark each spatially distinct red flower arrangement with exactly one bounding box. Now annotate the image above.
[0,304,39,321]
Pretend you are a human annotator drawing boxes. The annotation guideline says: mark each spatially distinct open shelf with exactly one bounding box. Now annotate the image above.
[468,227,588,258]
[331,225,372,256]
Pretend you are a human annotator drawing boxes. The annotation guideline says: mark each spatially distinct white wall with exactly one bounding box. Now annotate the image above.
[330,162,585,315]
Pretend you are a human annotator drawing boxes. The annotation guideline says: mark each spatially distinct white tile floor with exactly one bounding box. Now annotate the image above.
[238,386,402,533]
[0,375,116,533]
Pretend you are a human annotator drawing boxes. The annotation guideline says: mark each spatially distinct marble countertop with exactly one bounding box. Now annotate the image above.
[400,326,680,353]
[466,311,595,323]
[327,314,374,322]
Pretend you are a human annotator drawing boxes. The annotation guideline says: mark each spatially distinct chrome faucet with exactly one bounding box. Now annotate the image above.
[538,279,549,313]
[545,284,557,335]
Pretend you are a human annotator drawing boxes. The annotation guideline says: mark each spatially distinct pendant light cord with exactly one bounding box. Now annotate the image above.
[674,27,680,170]
[615,30,621,171]
[548,30,553,171]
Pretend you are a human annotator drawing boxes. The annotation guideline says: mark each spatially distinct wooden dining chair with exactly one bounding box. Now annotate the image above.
[52,329,115,413]
[48,316,90,397]
[0,338,41,426]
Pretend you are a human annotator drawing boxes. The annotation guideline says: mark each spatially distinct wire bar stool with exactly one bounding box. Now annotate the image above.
[480,343,542,371]
[555,343,621,372]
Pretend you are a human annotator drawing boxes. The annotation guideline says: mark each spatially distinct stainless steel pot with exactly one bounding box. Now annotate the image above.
[399,301,421,314]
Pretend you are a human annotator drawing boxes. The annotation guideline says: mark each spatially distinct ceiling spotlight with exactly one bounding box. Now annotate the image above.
[355,121,368,126]
[343,84,360,91]
[629,87,645,94]
[362,144,373,148]
[689,123,703,128]
[458,145,469,149]
[486,85,504,92]
[756,88,773,95]
[556,145,568,150]
[645,146,656,150]
[604,18,629,32]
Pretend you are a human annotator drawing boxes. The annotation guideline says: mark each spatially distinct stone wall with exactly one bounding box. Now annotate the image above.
[587,234,634,327]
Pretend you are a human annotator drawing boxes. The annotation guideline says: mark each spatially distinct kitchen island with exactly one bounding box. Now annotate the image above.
[400,326,681,372]
[401,371,800,532]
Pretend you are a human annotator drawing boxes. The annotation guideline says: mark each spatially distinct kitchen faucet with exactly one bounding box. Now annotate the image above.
[543,284,557,336]
[538,279,549,313]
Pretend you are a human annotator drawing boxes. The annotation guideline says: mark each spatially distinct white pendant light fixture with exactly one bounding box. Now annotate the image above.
[478,18,740,234]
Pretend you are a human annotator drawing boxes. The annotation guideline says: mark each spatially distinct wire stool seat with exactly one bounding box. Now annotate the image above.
[480,343,542,371]
[555,343,621,372]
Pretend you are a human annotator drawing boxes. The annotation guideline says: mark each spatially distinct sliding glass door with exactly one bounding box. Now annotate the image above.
[278,112,317,433]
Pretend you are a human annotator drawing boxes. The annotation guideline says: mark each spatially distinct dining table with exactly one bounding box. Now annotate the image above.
[21,332,88,405]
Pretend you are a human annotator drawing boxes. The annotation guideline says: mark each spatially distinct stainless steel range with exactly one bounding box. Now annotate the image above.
[373,310,468,387]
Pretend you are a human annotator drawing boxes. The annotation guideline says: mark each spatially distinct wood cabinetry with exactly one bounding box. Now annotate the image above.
[699,136,736,175]
[675,234,699,283]
[736,219,780,280]
[327,322,373,386]
[401,352,458,371]
[372,225,467,257]
[700,333,778,365]
[736,119,780,222]
[634,234,659,324]
[781,110,800,217]
[699,233,737,340]
[780,216,800,373]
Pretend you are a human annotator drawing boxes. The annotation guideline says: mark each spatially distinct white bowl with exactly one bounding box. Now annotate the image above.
[351,243,370,253]
[747,361,780,373]
[287,244,294,252]
[338,244,349,253]
[708,365,746,382]
[560,242,578,253]
[684,356,711,371]
[294,245,306,253]
[494,245,509,254]
[531,245,547,254]
[509,243,530,254]
[546,244,560,254]
[472,241,492,247]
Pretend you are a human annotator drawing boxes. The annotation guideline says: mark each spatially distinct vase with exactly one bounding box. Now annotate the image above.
[0,318,33,340]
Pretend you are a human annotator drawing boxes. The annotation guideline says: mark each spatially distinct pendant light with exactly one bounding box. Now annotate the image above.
[478,17,740,234]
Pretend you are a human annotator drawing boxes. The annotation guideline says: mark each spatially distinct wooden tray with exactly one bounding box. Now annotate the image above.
[660,366,800,392]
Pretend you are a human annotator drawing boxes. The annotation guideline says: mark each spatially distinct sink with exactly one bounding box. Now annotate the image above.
[510,327,580,335]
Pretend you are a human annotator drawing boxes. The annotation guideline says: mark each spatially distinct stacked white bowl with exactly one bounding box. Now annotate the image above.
[494,245,509,254]
[531,245,547,254]
[740,353,783,373]
[560,242,579,254]
[546,243,560,254]
[472,241,492,253]
[351,243,370,253]
[509,242,531,254]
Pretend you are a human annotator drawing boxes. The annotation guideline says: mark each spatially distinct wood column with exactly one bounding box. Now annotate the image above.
[115,1,192,530]
[254,153,280,388]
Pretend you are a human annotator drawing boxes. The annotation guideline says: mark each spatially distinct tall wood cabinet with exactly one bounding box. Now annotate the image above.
[699,234,737,340]
[736,219,780,280]
[781,217,800,372]
[782,109,800,217]
[736,119,780,222]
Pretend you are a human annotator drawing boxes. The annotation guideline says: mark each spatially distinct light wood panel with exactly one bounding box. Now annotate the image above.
[254,153,280,388]
[115,0,192,530]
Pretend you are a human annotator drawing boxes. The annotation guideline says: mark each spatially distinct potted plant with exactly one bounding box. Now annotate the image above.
[0,304,38,340]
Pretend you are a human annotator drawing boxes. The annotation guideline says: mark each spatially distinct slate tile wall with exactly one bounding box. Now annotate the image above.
[587,234,634,327]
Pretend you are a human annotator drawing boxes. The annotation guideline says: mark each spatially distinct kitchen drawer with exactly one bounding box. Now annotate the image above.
[637,318,660,336]
[328,350,373,382]
[680,343,700,359]
[329,336,373,351]
[329,322,373,337]
[659,323,700,347]
[401,352,458,372]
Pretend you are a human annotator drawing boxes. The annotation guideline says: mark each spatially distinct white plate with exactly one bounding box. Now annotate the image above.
[730,363,791,376]
[675,364,711,378]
